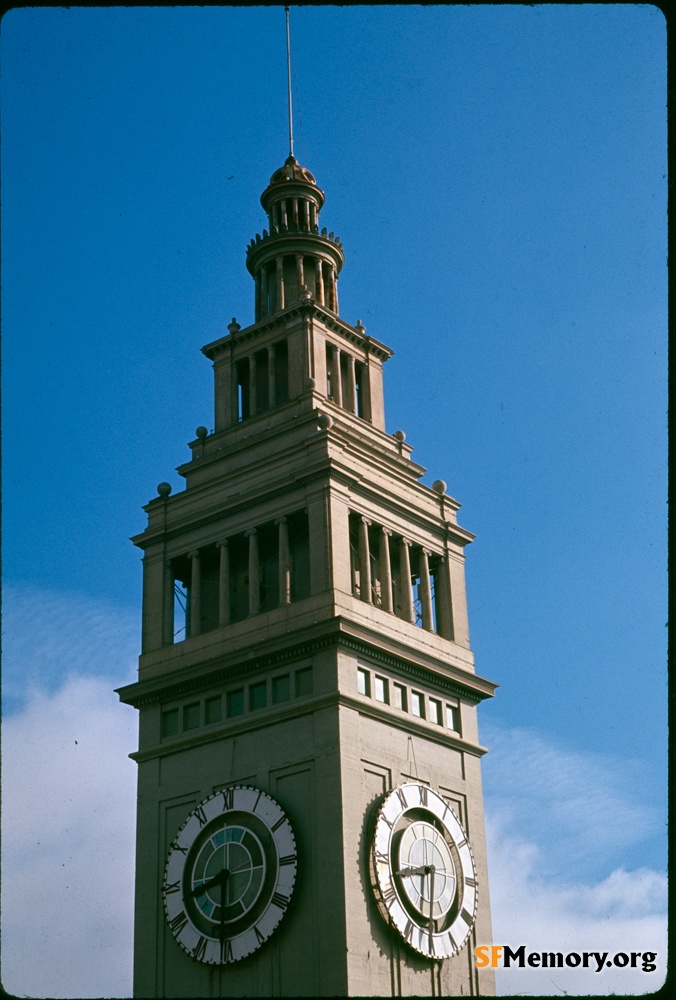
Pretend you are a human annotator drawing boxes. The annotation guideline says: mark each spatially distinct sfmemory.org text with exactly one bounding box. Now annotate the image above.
[475,945,657,973]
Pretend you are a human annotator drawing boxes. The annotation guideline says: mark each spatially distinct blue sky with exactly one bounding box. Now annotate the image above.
[1,6,667,997]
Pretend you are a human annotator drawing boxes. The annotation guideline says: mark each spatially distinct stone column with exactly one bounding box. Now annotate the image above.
[189,550,201,637]
[296,254,305,298]
[267,344,276,409]
[310,203,317,229]
[260,267,268,318]
[316,259,325,305]
[358,516,372,603]
[303,200,311,230]
[419,548,434,631]
[217,541,230,626]
[248,353,257,417]
[254,271,261,322]
[328,265,338,312]
[277,517,291,605]
[399,538,415,623]
[276,257,285,310]
[281,200,288,228]
[346,354,357,413]
[246,529,260,615]
[435,557,454,641]
[331,344,343,406]
[379,528,393,612]
[163,560,175,645]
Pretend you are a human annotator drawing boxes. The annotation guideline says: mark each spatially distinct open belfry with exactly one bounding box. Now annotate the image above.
[118,30,497,995]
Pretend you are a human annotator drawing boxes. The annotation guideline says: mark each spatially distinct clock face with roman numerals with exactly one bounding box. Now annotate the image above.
[370,782,477,960]
[163,786,297,964]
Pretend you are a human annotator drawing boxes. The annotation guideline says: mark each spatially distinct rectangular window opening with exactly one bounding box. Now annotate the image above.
[226,689,244,717]
[272,674,291,704]
[357,667,370,697]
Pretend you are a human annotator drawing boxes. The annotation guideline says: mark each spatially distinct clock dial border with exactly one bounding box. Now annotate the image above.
[163,785,297,965]
[370,782,478,960]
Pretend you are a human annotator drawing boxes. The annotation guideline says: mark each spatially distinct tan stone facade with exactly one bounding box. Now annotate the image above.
[118,156,496,997]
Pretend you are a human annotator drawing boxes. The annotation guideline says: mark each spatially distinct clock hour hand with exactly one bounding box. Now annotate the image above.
[191,867,229,897]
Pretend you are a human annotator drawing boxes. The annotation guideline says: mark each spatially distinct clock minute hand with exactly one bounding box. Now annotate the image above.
[191,867,229,898]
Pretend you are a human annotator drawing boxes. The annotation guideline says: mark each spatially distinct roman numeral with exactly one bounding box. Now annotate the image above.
[375,850,389,866]
[195,805,207,827]
[271,891,290,911]
[404,919,416,944]
[279,854,296,866]
[192,936,208,961]
[221,787,234,811]
[171,840,188,855]
[220,938,233,964]
[456,838,467,849]
[419,785,428,807]
[271,816,286,832]
[460,907,474,926]
[396,788,408,810]
[464,877,477,888]
[382,882,396,908]
[254,924,266,945]
[380,812,395,830]
[169,911,188,934]
[162,880,180,895]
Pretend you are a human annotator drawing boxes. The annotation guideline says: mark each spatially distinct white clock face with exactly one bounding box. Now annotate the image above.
[163,786,297,964]
[370,782,477,960]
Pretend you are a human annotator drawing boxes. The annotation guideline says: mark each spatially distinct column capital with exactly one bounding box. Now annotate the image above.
[421,547,433,558]
[381,527,393,537]
[216,539,229,549]
[245,527,257,538]
[188,549,200,559]
[360,515,372,527]
[401,537,412,548]
[275,516,288,526]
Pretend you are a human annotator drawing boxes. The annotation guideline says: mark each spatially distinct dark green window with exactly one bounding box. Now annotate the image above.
[205,696,222,724]
[227,689,244,717]
[161,708,179,738]
[272,674,291,704]
[183,702,200,730]
[249,681,267,711]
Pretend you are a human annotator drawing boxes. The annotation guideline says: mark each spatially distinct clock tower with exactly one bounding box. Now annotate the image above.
[118,152,497,997]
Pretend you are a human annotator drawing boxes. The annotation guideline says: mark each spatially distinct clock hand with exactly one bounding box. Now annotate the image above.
[428,865,435,951]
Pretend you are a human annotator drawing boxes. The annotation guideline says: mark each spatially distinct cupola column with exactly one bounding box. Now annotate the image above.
[163,560,175,645]
[189,550,201,637]
[276,257,285,310]
[419,548,434,631]
[379,528,393,612]
[260,267,268,318]
[331,344,343,406]
[346,354,357,413]
[399,538,415,623]
[267,344,277,408]
[296,254,305,297]
[303,200,311,229]
[249,353,258,416]
[246,529,260,615]
[316,259,325,305]
[217,540,230,626]
[358,517,372,603]
[277,517,291,605]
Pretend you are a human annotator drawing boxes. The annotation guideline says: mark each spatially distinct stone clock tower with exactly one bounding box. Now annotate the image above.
[118,153,497,997]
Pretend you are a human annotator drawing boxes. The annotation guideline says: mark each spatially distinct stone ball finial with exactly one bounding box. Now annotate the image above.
[157,482,172,497]
[355,319,366,335]
[393,430,406,442]
[306,376,317,390]
[318,413,333,430]
[228,318,241,336]
[196,426,208,440]
[432,479,447,495]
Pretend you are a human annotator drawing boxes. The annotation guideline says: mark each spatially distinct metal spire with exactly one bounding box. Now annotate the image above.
[285,6,294,158]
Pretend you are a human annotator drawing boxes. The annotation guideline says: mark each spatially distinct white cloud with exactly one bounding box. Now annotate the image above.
[2,588,138,998]
[482,725,668,995]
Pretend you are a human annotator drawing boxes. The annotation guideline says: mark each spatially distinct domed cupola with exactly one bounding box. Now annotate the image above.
[246,154,344,320]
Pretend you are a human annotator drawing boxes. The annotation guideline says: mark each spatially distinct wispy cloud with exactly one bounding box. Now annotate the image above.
[482,724,668,995]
